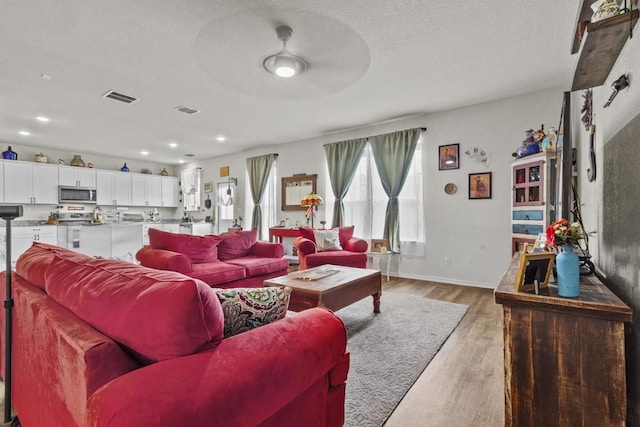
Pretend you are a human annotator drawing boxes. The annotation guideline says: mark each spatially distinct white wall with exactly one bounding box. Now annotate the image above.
[180,87,564,287]
[411,89,563,287]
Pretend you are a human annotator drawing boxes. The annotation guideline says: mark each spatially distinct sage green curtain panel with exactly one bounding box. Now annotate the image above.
[246,153,277,236]
[369,128,421,253]
[324,138,367,228]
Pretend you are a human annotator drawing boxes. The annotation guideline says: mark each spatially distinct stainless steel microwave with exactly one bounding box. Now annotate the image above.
[58,186,97,204]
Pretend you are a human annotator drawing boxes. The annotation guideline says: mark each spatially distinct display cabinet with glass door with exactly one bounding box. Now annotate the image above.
[511,152,560,253]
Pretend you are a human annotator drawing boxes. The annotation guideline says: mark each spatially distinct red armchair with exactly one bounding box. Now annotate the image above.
[294,226,368,270]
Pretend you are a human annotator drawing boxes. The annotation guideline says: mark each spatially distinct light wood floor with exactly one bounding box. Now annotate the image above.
[382,277,505,427]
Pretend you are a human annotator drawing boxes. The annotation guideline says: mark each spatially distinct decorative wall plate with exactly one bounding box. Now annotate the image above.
[444,183,457,194]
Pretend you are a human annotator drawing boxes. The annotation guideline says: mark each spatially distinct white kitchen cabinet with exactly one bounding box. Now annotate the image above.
[111,224,143,260]
[58,165,96,187]
[4,161,59,204]
[161,176,179,207]
[96,170,132,206]
[142,222,181,245]
[163,223,180,233]
[179,222,212,236]
[0,225,57,271]
[58,224,142,259]
[131,174,162,207]
[75,225,112,258]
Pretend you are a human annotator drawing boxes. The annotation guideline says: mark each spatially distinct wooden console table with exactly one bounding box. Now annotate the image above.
[495,255,632,426]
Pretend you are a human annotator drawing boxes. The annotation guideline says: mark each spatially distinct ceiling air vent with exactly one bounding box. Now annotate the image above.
[174,105,200,115]
[103,90,139,104]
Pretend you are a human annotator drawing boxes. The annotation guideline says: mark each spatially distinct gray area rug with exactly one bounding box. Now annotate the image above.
[334,291,468,427]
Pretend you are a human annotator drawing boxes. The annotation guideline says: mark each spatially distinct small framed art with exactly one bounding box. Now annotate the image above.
[439,143,459,170]
[370,239,389,253]
[514,251,555,293]
[468,172,492,199]
[204,182,213,193]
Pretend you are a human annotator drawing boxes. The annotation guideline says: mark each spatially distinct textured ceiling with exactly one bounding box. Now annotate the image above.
[0,0,580,165]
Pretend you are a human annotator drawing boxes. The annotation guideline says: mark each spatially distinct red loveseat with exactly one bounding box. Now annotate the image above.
[0,242,349,427]
[294,226,368,270]
[136,228,289,288]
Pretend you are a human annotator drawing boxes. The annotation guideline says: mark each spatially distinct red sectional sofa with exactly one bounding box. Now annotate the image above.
[0,242,350,427]
[136,228,289,288]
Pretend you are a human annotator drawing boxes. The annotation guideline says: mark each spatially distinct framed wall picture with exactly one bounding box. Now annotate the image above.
[370,239,389,253]
[514,251,555,293]
[204,181,213,193]
[469,172,492,199]
[281,174,317,211]
[439,143,459,170]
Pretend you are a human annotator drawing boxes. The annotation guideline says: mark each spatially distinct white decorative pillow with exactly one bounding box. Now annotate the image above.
[313,229,343,251]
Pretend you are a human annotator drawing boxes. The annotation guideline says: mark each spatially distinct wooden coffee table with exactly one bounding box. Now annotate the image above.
[264,265,382,313]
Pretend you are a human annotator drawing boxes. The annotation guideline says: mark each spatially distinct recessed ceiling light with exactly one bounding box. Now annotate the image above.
[169,142,178,148]
[140,151,149,156]
[184,154,195,157]
[178,159,185,164]
[18,130,31,136]
[36,116,50,122]
[216,136,226,142]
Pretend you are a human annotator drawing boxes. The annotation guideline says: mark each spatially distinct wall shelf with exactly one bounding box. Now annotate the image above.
[572,9,639,91]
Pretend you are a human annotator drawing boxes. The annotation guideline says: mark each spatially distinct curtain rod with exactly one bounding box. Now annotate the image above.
[323,127,426,147]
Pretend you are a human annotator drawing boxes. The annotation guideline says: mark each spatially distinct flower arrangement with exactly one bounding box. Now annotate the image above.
[546,218,590,249]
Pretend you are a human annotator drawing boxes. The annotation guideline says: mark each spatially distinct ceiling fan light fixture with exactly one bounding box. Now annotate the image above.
[263,26,306,78]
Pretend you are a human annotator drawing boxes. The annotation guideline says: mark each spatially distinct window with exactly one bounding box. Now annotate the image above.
[181,168,202,212]
[341,138,424,255]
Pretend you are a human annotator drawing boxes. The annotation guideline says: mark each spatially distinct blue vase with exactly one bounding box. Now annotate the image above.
[556,245,580,297]
[2,146,17,160]
[120,163,129,172]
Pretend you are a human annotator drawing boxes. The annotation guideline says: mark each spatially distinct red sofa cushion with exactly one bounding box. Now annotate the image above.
[300,226,355,248]
[190,262,247,286]
[344,237,368,253]
[224,256,289,277]
[218,229,258,261]
[149,228,222,264]
[15,242,92,290]
[43,256,224,365]
[135,246,192,274]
